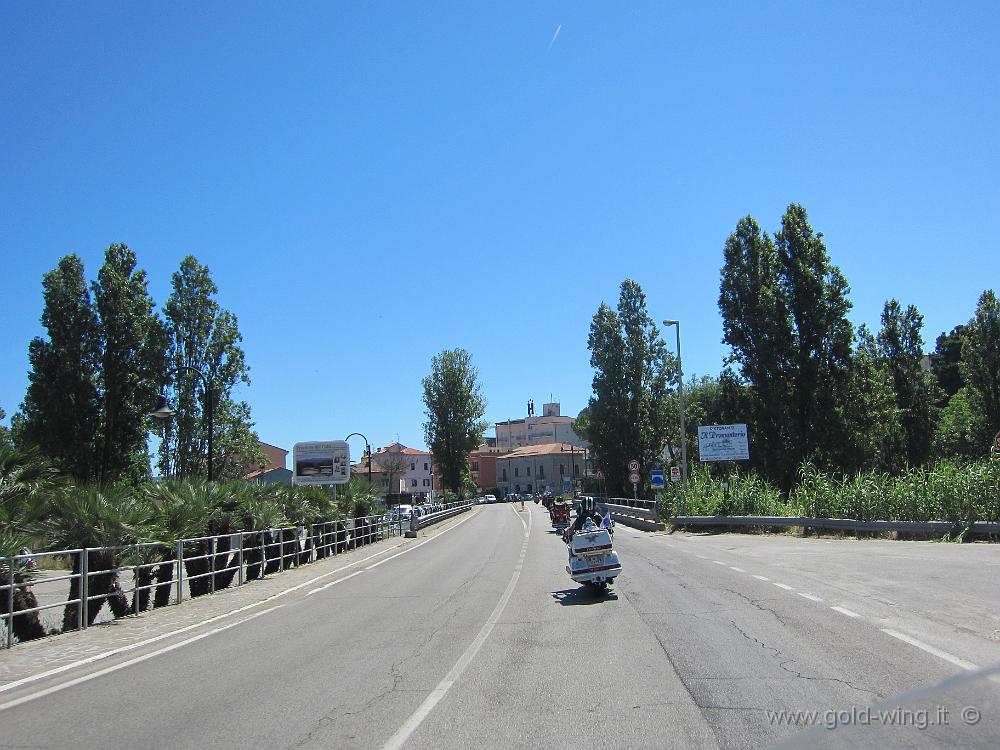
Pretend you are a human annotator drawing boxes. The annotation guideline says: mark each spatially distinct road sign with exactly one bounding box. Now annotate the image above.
[650,469,664,489]
[292,440,350,485]
[670,466,682,482]
[629,472,641,485]
[698,424,750,462]
[628,459,640,472]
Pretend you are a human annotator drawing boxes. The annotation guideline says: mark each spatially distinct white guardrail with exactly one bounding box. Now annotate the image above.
[1,503,469,650]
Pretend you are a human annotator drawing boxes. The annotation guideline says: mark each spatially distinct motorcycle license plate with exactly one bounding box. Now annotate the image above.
[580,554,606,569]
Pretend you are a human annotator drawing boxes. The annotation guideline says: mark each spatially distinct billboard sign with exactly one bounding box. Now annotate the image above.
[698,424,750,462]
[292,440,351,485]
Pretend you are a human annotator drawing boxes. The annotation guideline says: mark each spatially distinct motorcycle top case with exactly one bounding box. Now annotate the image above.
[570,528,613,556]
[567,528,621,582]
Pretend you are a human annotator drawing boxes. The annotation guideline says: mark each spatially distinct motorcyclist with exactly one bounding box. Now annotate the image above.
[563,496,605,544]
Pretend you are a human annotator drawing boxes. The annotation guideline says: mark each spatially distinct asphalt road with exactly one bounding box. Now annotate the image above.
[1,504,998,749]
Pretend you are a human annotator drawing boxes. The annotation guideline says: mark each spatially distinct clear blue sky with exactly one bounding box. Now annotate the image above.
[2,2,998,458]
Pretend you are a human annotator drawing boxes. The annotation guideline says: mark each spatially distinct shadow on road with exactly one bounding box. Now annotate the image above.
[551,587,618,606]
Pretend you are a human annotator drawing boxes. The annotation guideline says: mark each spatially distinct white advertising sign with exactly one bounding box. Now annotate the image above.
[698,424,750,462]
[293,440,351,485]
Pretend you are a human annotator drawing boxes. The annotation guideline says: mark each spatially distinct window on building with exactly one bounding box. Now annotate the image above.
[514,467,519,477]
[411,479,417,487]
[527,483,532,492]
[539,466,545,479]
[410,462,415,471]
[526,466,531,476]
[472,461,479,471]
[574,464,580,476]
[423,479,430,487]
[424,462,428,471]
[502,468,507,480]
[560,464,565,475]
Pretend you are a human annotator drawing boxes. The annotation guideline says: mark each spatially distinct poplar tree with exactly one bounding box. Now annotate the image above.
[17,255,102,481]
[157,256,261,480]
[876,299,935,467]
[92,244,165,484]
[586,280,676,495]
[960,290,1000,442]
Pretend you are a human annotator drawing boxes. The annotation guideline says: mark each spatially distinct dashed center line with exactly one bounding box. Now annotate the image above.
[729,566,746,573]
[797,593,823,602]
[712,560,727,566]
[696,555,708,560]
[772,582,794,591]
[830,606,860,618]
[752,575,770,581]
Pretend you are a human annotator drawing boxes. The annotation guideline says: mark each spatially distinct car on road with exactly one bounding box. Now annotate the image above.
[483,494,497,504]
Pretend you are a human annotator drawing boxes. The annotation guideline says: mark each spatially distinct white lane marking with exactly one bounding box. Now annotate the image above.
[772,583,794,591]
[712,560,727,566]
[0,510,479,696]
[831,606,861,618]
[798,593,823,603]
[308,511,480,595]
[752,575,770,581]
[880,629,978,671]
[510,503,527,531]
[382,503,532,750]
[696,555,708,560]
[0,606,281,712]
[729,566,746,573]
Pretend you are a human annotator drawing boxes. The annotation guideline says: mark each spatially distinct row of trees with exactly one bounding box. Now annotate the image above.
[582,204,999,495]
[9,245,262,484]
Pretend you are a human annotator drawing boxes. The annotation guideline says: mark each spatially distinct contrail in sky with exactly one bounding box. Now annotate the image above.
[548,24,561,49]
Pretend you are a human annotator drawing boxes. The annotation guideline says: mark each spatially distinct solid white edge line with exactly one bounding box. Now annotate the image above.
[880,628,978,671]
[0,509,479,696]
[0,606,282,712]
[830,606,861,618]
[381,501,531,750]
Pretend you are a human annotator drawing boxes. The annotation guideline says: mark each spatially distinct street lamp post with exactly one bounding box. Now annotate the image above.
[344,432,372,486]
[151,366,215,481]
[662,320,688,491]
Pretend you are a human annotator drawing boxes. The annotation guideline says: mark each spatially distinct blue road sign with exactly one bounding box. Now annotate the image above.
[650,469,665,489]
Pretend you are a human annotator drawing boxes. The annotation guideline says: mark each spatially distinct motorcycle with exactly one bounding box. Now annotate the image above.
[551,502,571,533]
[565,516,621,592]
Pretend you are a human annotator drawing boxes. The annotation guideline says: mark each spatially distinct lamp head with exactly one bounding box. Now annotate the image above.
[150,394,176,420]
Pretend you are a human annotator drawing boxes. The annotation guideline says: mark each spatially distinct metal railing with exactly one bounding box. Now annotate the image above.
[1,513,397,650]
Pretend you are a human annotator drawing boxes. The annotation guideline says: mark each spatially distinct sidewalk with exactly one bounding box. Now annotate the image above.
[0,532,414,689]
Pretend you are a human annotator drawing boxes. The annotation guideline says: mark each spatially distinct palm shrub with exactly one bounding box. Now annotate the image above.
[238,485,287,578]
[39,483,137,630]
[0,445,61,643]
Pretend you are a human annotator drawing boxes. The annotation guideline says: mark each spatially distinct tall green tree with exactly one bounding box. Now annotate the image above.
[719,205,854,487]
[719,216,795,485]
[16,255,102,481]
[92,244,166,484]
[876,299,935,467]
[585,280,676,495]
[421,349,488,495]
[960,290,1000,443]
[930,325,965,400]
[157,256,261,480]
[773,204,855,473]
[844,325,906,472]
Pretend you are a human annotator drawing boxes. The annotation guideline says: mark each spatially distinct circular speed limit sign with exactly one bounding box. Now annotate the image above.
[628,459,640,472]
